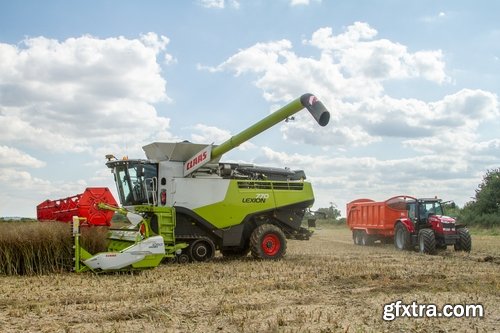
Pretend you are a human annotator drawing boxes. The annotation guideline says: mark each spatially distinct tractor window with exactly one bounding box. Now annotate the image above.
[420,201,443,220]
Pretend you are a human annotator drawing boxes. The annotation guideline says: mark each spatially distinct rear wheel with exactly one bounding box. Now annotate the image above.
[394,223,411,251]
[360,231,373,246]
[418,229,436,254]
[454,228,472,252]
[250,224,287,260]
[352,231,362,245]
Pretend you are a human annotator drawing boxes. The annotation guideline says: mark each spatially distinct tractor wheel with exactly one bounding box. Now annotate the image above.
[250,224,287,260]
[418,229,436,255]
[394,223,411,251]
[189,238,215,262]
[454,228,472,252]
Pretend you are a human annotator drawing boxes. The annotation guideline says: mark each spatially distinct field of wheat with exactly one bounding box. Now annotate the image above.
[0,225,498,332]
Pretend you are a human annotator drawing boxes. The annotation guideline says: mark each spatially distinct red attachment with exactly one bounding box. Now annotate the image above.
[36,187,117,226]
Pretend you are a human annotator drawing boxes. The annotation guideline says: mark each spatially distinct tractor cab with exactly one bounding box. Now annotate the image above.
[106,158,158,207]
[407,198,444,226]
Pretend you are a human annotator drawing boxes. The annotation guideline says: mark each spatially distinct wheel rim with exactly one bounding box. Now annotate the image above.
[262,234,281,256]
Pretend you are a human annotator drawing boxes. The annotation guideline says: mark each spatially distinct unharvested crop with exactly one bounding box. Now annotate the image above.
[0,222,108,275]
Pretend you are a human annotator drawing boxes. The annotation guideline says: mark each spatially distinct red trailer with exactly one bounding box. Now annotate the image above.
[346,195,471,254]
[37,187,117,226]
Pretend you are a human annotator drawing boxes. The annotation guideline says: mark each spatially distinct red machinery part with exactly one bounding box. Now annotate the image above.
[36,187,117,226]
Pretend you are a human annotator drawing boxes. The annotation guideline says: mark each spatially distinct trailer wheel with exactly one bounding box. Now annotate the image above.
[352,231,361,245]
[189,238,215,262]
[250,224,287,260]
[418,229,436,254]
[454,228,472,252]
[394,223,411,251]
[361,231,373,246]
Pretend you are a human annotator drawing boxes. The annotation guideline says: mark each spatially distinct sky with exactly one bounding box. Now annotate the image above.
[0,0,499,217]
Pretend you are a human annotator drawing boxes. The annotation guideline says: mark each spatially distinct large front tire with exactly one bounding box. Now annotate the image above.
[454,228,472,252]
[418,229,436,255]
[250,224,287,260]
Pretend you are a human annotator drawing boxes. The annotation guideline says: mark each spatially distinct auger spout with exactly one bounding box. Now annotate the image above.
[210,93,330,161]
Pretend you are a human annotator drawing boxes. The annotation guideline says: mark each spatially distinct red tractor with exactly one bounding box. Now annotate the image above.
[347,195,471,254]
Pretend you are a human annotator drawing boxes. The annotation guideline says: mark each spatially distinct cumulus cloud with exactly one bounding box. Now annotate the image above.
[201,22,497,154]
[201,22,500,211]
[0,145,45,168]
[0,33,175,154]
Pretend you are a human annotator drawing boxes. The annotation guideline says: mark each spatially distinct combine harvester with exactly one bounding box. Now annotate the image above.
[41,93,330,272]
[346,195,472,254]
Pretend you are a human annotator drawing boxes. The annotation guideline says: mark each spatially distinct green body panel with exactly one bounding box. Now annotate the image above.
[193,180,314,229]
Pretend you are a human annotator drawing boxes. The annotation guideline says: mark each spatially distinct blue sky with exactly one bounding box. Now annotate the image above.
[0,0,499,217]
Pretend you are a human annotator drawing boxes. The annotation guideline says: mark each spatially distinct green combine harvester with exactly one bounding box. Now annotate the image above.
[74,93,330,272]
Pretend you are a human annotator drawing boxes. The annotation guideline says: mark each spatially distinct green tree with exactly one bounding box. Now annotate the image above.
[460,168,500,228]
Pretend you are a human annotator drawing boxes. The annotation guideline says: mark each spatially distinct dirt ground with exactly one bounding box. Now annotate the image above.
[0,226,498,332]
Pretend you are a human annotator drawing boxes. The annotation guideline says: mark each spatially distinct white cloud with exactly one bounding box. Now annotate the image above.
[289,0,321,6]
[0,33,176,154]
[0,145,45,168]
[189,124,255,150]
[201,22,500,212]
[198,0,239,9]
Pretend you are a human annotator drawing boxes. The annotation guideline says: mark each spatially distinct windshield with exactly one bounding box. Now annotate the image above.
[110,160,158,206]
[419,201,443,219]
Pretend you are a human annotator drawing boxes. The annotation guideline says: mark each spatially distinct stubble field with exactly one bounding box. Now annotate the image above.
[0,226,498,332]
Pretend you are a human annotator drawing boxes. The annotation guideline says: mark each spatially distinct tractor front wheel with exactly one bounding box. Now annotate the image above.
[250,224,287,260]
[454,228,472,252]
[418,229,436,255]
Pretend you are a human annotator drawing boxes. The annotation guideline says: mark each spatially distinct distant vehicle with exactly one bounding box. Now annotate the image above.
[346,195,471,254]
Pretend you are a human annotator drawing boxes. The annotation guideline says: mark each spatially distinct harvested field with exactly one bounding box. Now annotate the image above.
[0,226,498,332]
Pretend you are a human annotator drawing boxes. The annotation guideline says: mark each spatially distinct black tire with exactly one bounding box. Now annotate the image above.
[394,223,411,251]
[250,224,287,260]
[418,229,436,254]
[454,228,472,252]
[177,253,190,264]
[189,238,215,262]
[352,231,360,245]
[361,231,373,246]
